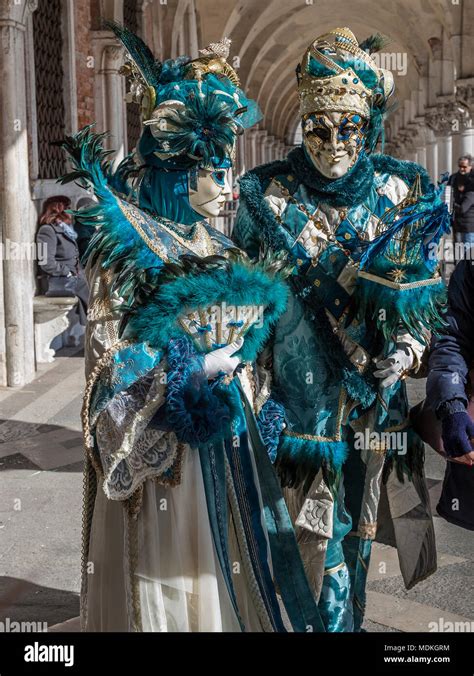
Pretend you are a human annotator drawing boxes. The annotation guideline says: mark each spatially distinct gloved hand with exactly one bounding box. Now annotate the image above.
[374,344,414,388]
[441,411,474,464]
[203,337,244,380]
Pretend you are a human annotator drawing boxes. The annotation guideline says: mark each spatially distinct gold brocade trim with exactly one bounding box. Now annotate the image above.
[81,340,134,478]
[158,220,216,257]
[358,270,442,291]
[324,562,347,576]
[245,363,258,412]
[100,268,118,346]
[216,312,223,346]
[116,199,169,261]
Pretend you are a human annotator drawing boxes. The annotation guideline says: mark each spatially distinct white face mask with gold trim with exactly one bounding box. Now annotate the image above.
[303,111,368,179]
[188,167,232,218]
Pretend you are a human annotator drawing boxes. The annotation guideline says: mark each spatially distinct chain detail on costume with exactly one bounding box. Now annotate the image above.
[80,455,98,629]
[358,269,442,290]
[125,485,144,632]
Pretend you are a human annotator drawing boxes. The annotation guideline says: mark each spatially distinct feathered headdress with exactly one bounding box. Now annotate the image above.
[105,21,261,168]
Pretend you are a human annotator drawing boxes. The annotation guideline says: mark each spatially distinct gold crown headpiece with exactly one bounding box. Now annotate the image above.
[297,27,394,120]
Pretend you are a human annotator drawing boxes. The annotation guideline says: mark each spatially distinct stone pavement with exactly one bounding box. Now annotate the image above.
[0,351,472,633]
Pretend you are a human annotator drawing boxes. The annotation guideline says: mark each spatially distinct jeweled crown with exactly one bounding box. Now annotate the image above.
[297,27,394,120]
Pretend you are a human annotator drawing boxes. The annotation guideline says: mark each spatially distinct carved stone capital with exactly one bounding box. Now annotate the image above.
[455,81,474,127]
[425,102,459,134]
[0,0,38,26]
[92,31,125,72]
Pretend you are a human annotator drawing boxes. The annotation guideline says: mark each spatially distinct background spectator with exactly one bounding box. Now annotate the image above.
[448,156,474,261]
[36,195,88,327]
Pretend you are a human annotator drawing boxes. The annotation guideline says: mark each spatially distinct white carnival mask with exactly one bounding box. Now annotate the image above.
[303,111,368,179]
[189,167,231,218]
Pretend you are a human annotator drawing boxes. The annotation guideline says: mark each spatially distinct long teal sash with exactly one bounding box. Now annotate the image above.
[240,384,326,632]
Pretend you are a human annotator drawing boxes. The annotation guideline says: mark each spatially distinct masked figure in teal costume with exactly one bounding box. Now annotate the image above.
[233,27,450,632]
[61,24,325,633]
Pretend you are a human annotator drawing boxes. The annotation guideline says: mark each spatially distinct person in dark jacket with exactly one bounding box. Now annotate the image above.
[449,156,474,261]
[426,260,474,530]
[36,196,89,325]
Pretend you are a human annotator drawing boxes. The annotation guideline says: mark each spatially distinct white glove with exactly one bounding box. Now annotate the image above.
[203,337,244,380]
[373,344,414,388]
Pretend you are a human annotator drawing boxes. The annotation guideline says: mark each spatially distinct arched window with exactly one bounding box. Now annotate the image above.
[32,0,66,179]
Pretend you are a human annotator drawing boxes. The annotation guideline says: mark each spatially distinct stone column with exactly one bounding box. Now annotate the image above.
[437,132,453,176]
[256,130,268,165]
[92,32,126,163]
[0,0,38,386]
[246,129,258,170]
[264,135,275,163]
[186,0,199,59]
[455,83,474,158]
[451,131,462,167]
[461,126,474,157]
[425,132,439,182]
[426,105,455,178]
[415,144,427,169]
[236,133,246,176]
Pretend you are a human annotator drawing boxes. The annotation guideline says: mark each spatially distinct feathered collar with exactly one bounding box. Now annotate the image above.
[286,147,432,208]
[238,149,433,253]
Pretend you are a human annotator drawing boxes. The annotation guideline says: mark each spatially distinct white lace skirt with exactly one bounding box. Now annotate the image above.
[83,447,264,632]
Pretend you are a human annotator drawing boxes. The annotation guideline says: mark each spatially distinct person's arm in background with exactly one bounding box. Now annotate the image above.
[427,260,474,464]
[36,224,73,276]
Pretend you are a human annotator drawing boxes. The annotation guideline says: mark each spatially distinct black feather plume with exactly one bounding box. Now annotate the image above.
[359,33,390,55]
[104,20,162,89]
